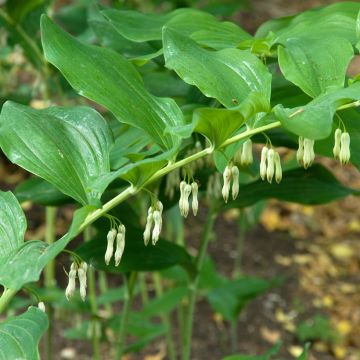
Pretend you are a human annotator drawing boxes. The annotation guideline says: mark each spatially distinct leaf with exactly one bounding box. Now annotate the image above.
[0,102,113,205]
[0,307,48,360]
[222,342,282,360]
[273,81,360,139]
[256,2,360,45]
[41,15,184,151]
[15,177,72,206]
[75,226,192,273]
[0,194,92,290]
[102,8,250,49]
[278,36,354,98]
[224,164,357,210]
[163,27,271,108]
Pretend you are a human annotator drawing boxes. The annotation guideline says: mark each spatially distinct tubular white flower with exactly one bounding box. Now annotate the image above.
[222,165,232,203]
[241,139,253,166]
[143,208,154,246]
[191,182,199,216]
[104,228,117,265]
[38,302,46,312]
[303,138,315,169]
[260,146,268,181]
[152,210,162,245]
[179,181,186,216]
[266,149,275,183]
[274,152,282,184]
[339,132,351,165]
[296,137,304,165]
[78,262,88,301]
[181,184,192,218]
[231,166,239,200]
[65,263,77,300]
[115,225,126,266]
[333,128,342,159]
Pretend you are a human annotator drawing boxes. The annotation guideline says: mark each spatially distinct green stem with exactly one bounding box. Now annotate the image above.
[230,321,238,353]
[182,210,216,360]
[153,273,177,360]
[116,271,137,360]
[138,273,149,306]
[98,271,112,316]
[232,211,246,278]
[84,227,101,360]
[44,206,57,360]
[0,288,17,314]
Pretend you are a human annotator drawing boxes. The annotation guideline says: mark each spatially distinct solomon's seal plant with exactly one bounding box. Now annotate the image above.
[0,1,360,359]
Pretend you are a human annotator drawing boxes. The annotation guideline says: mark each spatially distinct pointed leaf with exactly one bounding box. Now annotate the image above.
[0,102,113,205]
[163,27,271,108]
[0,307,48,360]
[41,15,184,150]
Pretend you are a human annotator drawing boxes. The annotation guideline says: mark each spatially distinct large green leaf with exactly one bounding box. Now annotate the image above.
[223,164,357,210]
[102,8,250,49]
[163,27,271,108]
[278,36,354,98]
[0,307,48,360]
[0,102,112,205]
[0,191,92,290]
[41,15,184,151]
[256,2,360,45]
[75,226,192,273]
[274,82,360,139]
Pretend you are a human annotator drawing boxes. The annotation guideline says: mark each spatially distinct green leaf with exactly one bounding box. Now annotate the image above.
[0,102,113,205]
[257,2,360,45]
[41,15,184,151]
[0,195,92,290]
[75,226,192,273]
[297,343,310,360]
[278,36,354,98]
[222,343,282,360]
[296,315,338,343]
[163,27,271,108]
[102,8,250,49]
[0,307,48,360]
[224,164,357,210]
[274,82,360,139]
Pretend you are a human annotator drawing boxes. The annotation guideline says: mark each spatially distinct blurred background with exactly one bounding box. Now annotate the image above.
[0,1,360,360]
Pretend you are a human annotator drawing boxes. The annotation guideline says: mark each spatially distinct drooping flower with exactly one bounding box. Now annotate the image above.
[191,182,199,216]
[241,139,253,166]
[222,165,232,203]
[260,146,268,181]
[266,149,275,183]
[104,228,117,265]
[339,132,351,165]
[231,166,239,200]
[333,129,342,159]
[65,263,77,300]
[115,225,126,266]
[78,262,88,301]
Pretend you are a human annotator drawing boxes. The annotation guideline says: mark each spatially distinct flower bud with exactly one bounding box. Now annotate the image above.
[115,225,126,266]
[152,210,162,244]
[266,149,275,183]
[339,132,350,165]
[260,146,268,181]
[182,184,192,218]
[222,166,232,203]
[38,302,46,312]
[143,209,154,246]
[303,138,315,169]
[333,129,342,159]
[274,152,282,184]
[104,228,117,265]
[296,137,304,165]
[65,263,77,300]
[191,182,199,216]
[231,166,239,200]
[241,139,253,166]
[179,181,186,216]
[78,262,88,301]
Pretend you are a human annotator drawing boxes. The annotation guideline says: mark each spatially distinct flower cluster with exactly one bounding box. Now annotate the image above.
[105,224,126,266]
[333,129,350,165]
[296,137,315,169]
[179,181,199,217]
[144,200,163,246]
[260,147,282,183]
[222,165,239,203]
[65,262,88,301]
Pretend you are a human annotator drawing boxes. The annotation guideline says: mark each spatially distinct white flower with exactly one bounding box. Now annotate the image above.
[333,129,342,159]
[179,181,187,216]
[241,139,253,166]
[274,152,282,184]
[191,182,199,216]
[222,165,232,203]
[143,208,154,246]
[181,184,192,218]
[296,137,304,165]
[260,146,268,181]
[115,225,126,266]
[231,166,239,200]
[65,263,77,300]
[266,149,275,183]
[339,132,350,165]
[303,138,315,169]
[78,262,88,301]
[104,228,117,265]
[38,302,46,312]
[152,210,162,245]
